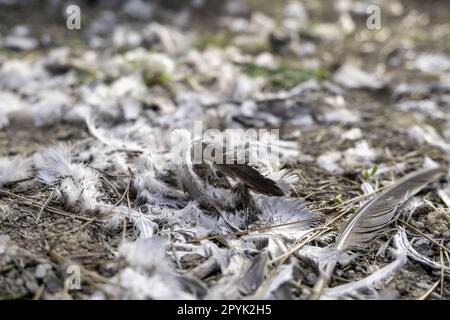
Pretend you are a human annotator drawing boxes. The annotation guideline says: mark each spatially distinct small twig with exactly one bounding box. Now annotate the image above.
[270,208,351,265]
[440,241,445,298]
[121,175,133,243]
[309,185,388,213]
[48,250,118,286]
[35,190,54,224]
[33,284,45,300]
[0,189,94,222]
[100,176,122,199]
[253,225,332,299]
[398,219,450,255]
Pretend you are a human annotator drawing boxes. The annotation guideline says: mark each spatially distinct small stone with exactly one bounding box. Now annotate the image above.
[35,263,52,279]
[25,278,39,293]
[413,220,425,229]
[122,0,155,20]
[15,278,24,286]
[45,272,62,293]
[306,272,317,284]
[427,209,450,237]
[0,234,10,254]
[414,54,450,75]
[416,282,430,289]
[333,63,383,89]
[347,270,356,276]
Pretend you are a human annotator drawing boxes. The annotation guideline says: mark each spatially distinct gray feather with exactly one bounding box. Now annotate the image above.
[177,143,220,211]
[310,166,446,299]
[239,252,268,295]
[337,167,446,250]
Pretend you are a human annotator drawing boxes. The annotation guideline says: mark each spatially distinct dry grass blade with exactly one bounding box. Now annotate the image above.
[48,250,118,286]
[0,189,95,222]
[399,219,450,255]
[35,190,54,223]
[440,241,445,298]
[418,280,440,300]
[187,217,323,243]
[121,175,133,243]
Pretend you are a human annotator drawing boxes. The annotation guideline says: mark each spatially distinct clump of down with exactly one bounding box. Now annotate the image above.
[94,237,195,299]
[33,144,101,212]
[0,155,32,186]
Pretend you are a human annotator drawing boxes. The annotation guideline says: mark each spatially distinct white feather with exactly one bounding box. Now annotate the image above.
[0,156,32,186]
[395,227,450,274]
[323,241,408,299]
[34,144,101,211]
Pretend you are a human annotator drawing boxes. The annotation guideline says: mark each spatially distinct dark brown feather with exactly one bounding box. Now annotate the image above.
[214,163,285,196]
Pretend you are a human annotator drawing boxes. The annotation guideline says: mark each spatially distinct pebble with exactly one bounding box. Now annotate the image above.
[306,272,317,284]
[15,277,24,286]
[25,277,39,293]
[35,263,52,279]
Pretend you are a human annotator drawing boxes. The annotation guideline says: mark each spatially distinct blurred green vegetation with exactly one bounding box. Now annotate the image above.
[242,63,330,89]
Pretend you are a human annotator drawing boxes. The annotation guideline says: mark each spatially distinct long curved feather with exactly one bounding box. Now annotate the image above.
[337,167,446,250]
[310,167,446,299]
[177,142,220,211]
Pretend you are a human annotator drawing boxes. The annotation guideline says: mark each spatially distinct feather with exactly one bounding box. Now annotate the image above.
[34,144,102,211]
[84,113,146,153]
[214,163,285,196]
[177,142,221,211]
[264,169,298,195]
[0,156,32,186]
[98,237,195,300]
[193,139,286,196]
[230,182,260,223]
[336,167,446,250]
[395,227,450,274]
[239,252,268,295]
[134,171,185,207]
[256,195,315,224]
[323,244,408,299]
[252,261,295,299]
[298,246,358,277]
[310,167,446,299]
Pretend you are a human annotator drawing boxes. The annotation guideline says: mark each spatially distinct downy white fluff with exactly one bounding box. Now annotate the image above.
[133,153,186,206]
[34,144,101,212]
[256,195,315,225]
[84,114,146,153]
[104,204,157,239]
[97,237,195,299]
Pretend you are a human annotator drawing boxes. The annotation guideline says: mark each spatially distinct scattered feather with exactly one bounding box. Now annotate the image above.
[394,228,450,274]
[310,167,446,298]
[0,156,32,186]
